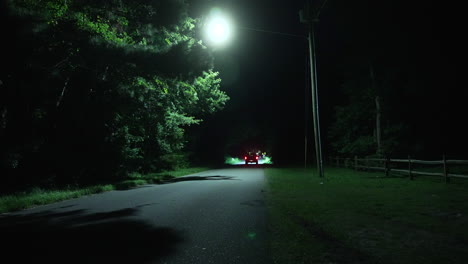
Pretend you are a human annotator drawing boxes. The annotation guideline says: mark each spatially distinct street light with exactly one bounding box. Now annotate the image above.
[203,4,325,178]
[204,8,233,46]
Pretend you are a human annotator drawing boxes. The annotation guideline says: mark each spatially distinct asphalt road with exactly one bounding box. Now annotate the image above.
[0,167,270,264]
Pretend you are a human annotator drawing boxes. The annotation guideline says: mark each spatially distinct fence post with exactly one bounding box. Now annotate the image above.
[354,155,358,170]
[385,156,389,177]
[408,155,413,180]
[443,154,449,183]
[336,156,339,167]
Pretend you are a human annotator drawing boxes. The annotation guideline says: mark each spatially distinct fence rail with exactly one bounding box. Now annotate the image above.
[329,155,468,183]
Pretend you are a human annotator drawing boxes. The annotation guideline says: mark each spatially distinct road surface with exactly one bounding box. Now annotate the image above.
[1,167,270,264]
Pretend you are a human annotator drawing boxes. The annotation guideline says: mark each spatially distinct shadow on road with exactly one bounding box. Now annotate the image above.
[0,207,183,263]
[163,175,237,183]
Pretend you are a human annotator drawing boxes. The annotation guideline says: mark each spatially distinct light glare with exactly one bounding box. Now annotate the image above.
[205,9,232,45]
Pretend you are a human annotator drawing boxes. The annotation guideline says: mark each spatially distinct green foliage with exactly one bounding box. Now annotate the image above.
[0,184,115,213]
[74,11,134,45]
[0,166,210,213]
[159,153,191,170]
[329,102,374,156]
[328,57,407,157]
[1,0,229,187]
[107,72,226,172]
[192,70,229,115]
[329,98,405,157]
[11,0,69,24]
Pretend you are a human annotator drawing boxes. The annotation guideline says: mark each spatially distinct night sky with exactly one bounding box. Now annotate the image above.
[189,0,466,164]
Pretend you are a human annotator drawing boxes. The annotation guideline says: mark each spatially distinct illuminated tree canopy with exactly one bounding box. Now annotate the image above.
[0,0,229,188]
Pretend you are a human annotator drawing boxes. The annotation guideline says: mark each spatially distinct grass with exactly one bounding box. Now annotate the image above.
[0,185,115,213]
[0,167,211,214]
[115,167,212,189]
[265,167,468,264]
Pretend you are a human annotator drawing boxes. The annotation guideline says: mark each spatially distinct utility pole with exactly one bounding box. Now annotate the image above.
[308,21,324,178]
[239,19,318,172]
[304,53,309,169]
[300,0,326,178]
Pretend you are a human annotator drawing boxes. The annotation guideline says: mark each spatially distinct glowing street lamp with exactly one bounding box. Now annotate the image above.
[204,8,233,46]
[203,3,326,178]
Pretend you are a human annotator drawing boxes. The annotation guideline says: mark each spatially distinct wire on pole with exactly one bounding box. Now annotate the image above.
[237,26,306,39]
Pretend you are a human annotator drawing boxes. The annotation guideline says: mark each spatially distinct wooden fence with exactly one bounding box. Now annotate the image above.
[329,155,468,183]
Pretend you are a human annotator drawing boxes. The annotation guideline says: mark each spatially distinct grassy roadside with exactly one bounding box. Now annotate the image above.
[0,167,211,214]
[265,167,468,264]
[115,167,213,189]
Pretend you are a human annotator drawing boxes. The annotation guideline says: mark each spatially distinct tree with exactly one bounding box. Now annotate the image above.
[328,55,405,157]
[1,0,229,189]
